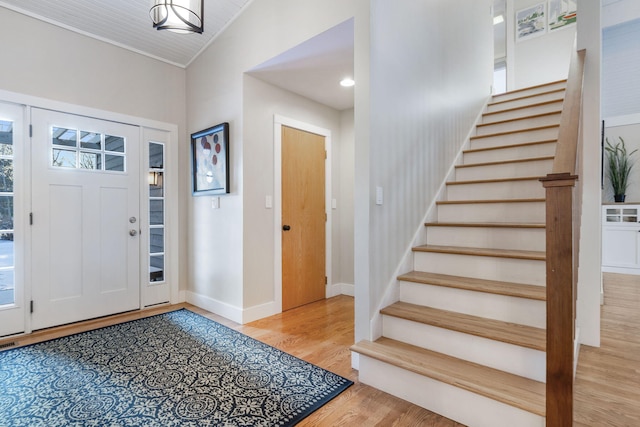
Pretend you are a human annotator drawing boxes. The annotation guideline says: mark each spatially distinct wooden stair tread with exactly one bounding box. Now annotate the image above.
[470,124,559,140]
[425,221,544,229]
[351,337,546,416]
[381,302,546,351]
[464,139,557,154]
[482,99,564,118]
[436,198,545,205]
[489,79,566,101]
[489,85,566,106]
[412,244,546,261]
[398,270,546,301]
[476,111,562,128]
[446,176,545,185]
[455,155,554,169]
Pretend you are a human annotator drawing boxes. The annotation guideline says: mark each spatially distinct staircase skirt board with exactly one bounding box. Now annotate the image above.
[413,251,545,285]
[475,113,561,136]
[426,225,545,251]
[446,179,546,201]
[481,101,563,124]
[463,141,557,163]
[436,200,545,223]
[382,315,545,381]
[399,280,545,328]
[470,126,559,150]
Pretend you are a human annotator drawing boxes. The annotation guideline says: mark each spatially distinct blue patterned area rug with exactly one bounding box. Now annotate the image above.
[0,309,353,426]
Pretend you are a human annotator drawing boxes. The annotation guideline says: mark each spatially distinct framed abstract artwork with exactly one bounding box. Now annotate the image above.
[191,122,230,195]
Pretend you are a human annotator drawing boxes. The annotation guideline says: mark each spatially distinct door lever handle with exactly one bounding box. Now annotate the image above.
[282,225,291,231]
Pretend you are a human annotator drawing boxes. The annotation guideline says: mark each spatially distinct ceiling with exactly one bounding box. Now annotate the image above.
[0,0,356,111]
[0,0,251,67]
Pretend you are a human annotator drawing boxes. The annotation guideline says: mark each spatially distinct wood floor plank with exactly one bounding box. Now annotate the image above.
[574,273,640,426]
[3,270,638,425]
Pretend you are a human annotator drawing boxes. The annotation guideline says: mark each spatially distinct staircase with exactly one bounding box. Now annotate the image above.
[351,80,568,427]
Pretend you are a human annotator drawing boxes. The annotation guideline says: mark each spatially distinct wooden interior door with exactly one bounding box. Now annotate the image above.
[281,125,325,311]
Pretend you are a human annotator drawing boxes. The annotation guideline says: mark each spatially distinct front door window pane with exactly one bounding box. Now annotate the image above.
[149,141,165,284]
[0,120,14,306]
[0,159,13,192]
[105,154,125,171]
[80,131,101,150]
[52,127,77,147]
[52,149,77,168]
[106,135,125,153]
[79,152,101,170]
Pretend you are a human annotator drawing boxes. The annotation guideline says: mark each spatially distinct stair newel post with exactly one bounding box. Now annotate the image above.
[540,173,578,427]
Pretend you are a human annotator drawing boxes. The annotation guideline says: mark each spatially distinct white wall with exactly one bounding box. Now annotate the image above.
[0,8,185,129]
[506,0,576,90]
[241,75,345,310]
[337,109,355,287]
[185,0,368,320]
[577,0,602,347]
[603,119,640,203]
[0,7,188,292]
[356,0,493,342]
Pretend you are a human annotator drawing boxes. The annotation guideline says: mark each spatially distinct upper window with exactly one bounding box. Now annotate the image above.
[51,127,126,172]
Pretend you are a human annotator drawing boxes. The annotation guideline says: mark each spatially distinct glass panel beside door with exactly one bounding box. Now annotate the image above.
[0,102,25,337]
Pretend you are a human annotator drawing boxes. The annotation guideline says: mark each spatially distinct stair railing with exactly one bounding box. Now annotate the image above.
[540,44,586,427]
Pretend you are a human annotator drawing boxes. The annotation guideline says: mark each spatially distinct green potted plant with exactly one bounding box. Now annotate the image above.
[605,136,637,202]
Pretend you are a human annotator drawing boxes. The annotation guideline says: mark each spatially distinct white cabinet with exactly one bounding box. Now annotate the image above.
[602,205,640,275]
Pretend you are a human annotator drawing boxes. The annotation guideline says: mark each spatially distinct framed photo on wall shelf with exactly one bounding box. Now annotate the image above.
[191,122,230,195]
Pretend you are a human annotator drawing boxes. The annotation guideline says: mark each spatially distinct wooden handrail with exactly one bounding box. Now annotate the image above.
[553,47,586,175]
[542,41,586,427]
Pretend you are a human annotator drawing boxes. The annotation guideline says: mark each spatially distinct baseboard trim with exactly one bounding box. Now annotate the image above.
[188,286,354,326]
[327,283,355,297]
[186,291,243,324]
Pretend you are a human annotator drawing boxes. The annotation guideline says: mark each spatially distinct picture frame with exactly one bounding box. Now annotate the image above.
[516,3,546,42]
[548,0,577,32]
[191,122,230,195]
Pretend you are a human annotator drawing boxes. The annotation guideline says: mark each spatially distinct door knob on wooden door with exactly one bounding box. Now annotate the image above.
[282,225,291,231]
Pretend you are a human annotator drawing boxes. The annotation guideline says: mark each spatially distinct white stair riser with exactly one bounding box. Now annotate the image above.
[426,225,545,251]
[481,102,563,124]
[437,202,545,223]
[456,159,553,181]
[470,127,559,150]
[399,281,546,328]
[475,114,561,136]
[490,83,566,104]
[447,180,545,201]
[358,356,546,427]
[464,142,556,163]
[383,316,546,382]
[413,251,546,285]
[488,91,565,113]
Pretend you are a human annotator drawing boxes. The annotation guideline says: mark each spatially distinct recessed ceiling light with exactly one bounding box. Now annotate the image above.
[340,78,355,87]
[493,15,504,25]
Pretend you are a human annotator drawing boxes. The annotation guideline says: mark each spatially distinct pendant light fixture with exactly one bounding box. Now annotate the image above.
[150,0,204,34]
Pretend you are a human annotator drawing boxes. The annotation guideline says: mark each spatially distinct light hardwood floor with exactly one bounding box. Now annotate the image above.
[574,272,640,427]
[1,272,637,426]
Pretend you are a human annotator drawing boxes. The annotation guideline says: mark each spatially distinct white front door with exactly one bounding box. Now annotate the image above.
[31,109,140,330]
[0,102,25,337]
